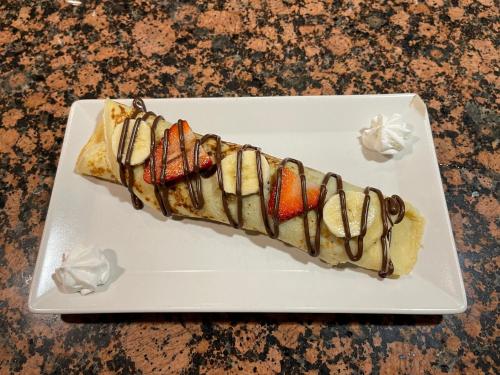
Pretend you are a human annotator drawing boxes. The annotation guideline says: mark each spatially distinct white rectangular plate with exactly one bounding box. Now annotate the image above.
[29,95,466,314]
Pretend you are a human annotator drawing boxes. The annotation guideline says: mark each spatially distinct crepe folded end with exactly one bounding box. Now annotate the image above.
[75,120,117,182]
[353,202,425,276]
[75,99,426,277]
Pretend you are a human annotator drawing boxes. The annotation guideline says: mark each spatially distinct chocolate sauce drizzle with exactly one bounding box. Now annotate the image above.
[116,98,406,278]
[116,116,144,210]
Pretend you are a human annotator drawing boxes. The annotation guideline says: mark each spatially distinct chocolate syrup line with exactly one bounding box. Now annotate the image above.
[236,145,271,230]
[252,147,277,237]
[314,172,343,257]
[116,117,143,210]
[150,115,171,216]
[195,134,238,228]
[369,188,405,277]
[116,99,406,278]
[270,158,312,250]
[236,147,245,226]
[339,188,369,262]
[132,98,147,114]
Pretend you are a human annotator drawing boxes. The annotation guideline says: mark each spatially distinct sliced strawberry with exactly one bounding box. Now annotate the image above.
[144,120,213,184]
[268,167,320,221]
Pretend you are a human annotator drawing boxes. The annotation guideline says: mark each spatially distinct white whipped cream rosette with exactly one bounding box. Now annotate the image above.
[53,246,111,295]
[361,114,412,155]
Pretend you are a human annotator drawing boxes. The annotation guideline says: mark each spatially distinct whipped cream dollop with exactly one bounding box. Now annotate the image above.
[53,246,111,295]
[361,114,412,155]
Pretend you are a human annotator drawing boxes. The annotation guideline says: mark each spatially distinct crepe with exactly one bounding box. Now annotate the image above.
[76,99,425,277]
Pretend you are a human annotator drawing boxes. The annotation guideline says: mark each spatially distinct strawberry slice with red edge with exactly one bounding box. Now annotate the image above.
[268,166,320,221]
[144,120,213,184]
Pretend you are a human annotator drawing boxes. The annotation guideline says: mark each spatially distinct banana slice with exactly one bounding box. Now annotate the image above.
[111,119,151,166]
[323,191,376,237]
[221,150,270,196]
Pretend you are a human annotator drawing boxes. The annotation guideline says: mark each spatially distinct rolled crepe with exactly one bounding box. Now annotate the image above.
[76,99,425,276]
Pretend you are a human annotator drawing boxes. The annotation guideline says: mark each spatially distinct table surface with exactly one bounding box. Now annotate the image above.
[1,1,498,374]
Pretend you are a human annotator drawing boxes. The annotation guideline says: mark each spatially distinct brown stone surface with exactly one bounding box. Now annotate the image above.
[0,0,498,373]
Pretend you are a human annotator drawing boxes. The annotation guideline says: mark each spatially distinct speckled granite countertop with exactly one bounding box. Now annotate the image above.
[1,0,498,373]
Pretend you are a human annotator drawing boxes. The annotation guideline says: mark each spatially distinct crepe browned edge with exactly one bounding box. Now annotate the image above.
[75,99,425,276]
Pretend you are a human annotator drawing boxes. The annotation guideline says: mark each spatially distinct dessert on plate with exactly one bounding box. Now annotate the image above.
[76,98,425,277]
